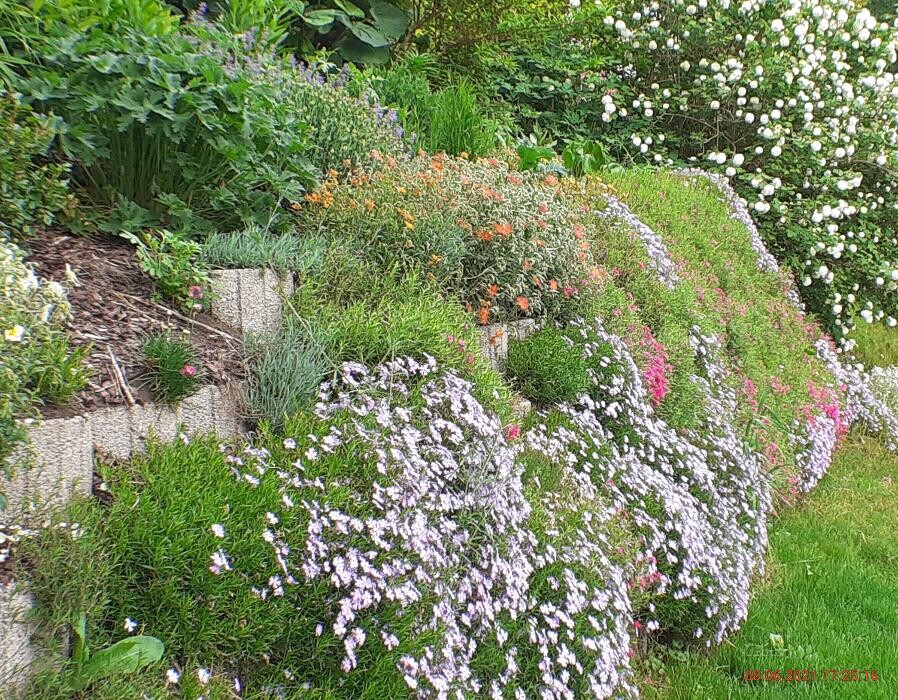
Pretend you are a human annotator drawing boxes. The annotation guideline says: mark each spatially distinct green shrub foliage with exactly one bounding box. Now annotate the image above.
[0,93,73,238]
[506,327,590,403]
[485,0,898,341]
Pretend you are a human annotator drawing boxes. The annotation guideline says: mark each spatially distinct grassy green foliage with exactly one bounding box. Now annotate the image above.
[646,435,898,700]
[292,259,513,417]
[0,92,73,239]
[506,327,589,404]
[203,225,325,273]
[22,435,331,694]
[418,81,498,157]
[363,60,499,157]
[138,332,202,404]
[1,239,89,473]
[849,321,898,369]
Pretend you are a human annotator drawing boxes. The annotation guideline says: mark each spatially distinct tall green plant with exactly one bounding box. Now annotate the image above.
[421,80,497,156]
[20,23,315,235]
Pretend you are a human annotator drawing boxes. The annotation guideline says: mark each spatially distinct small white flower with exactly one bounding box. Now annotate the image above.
[211,523,225,538]
[283,438,296,450]
[4,325,25,342]
[124,617,137,633]
[165,668,180,685]
[198,667,211,685]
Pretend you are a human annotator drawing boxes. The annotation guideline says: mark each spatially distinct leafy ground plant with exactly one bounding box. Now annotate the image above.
[123,230,212,312]
[65,613,163,693]
[138,332,202,404]
[1,238,89,477]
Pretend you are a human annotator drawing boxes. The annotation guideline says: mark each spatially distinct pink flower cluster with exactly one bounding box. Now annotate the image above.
[628,324,672,407]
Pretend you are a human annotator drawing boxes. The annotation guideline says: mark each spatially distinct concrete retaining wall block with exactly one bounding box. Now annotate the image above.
[2,416,93,525]
[0,582,37,696]
[209,268,293,336]
[477,320,540,370]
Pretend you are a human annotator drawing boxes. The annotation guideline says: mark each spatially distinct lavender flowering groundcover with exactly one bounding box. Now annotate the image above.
[52,318,884,697]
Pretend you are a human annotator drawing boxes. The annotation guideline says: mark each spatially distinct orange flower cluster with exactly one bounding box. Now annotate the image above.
[395,207,416,230]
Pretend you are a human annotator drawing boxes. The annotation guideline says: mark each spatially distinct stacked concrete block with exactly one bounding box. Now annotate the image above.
[0,582,37,694]
[88,405,133,462]
[209,268,293,336]
[477,320,540,370]
[2,384,245,523]
[2,416,93,525]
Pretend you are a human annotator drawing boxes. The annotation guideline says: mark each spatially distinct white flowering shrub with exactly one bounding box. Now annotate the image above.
[561,0,898,339]
[869,365,898,418]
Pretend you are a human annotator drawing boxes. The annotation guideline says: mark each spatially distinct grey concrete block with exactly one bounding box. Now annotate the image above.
[209,268,293,337]
[239,268,292,336]
[0,582,37,695]
[89,405,132,462]
[130,403,179,455]
[209,269,243,333]
[2,416,93,525]
[506,319,538,341]
[511,394,533,421]
[177,385,218,437]
[212,383,243,436]
[478,324,509,370]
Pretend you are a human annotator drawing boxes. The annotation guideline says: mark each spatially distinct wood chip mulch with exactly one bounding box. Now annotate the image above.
[25,229,245,418]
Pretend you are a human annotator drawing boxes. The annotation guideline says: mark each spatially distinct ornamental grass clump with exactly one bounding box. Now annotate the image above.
[295,153,599,324]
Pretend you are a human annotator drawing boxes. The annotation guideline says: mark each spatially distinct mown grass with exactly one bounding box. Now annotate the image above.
[643,434,898,700]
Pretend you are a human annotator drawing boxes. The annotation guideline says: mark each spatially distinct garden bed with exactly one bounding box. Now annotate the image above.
[25,230,245,416]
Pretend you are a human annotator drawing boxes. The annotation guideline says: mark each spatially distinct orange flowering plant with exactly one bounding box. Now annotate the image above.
[295,152,598,324]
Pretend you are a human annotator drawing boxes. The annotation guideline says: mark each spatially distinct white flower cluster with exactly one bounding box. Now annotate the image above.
[574,0,898,337]
[2,238,70,345]
[869,365,898,419]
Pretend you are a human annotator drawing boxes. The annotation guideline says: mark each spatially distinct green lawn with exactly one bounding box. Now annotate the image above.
[645,434,898,700]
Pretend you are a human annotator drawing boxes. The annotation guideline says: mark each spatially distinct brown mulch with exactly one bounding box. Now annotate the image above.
[25,229,245,417]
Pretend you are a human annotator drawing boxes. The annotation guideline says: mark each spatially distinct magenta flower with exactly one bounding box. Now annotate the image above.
[180,365,198,378]
[188,285,204,299]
